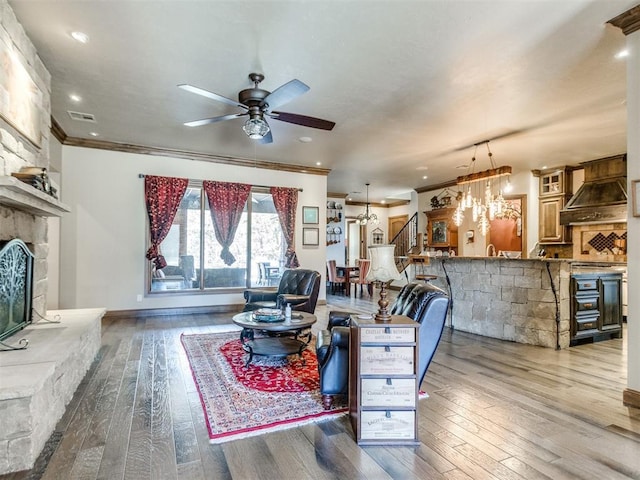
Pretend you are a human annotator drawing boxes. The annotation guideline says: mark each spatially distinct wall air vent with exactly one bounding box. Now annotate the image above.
[67,111,96,122]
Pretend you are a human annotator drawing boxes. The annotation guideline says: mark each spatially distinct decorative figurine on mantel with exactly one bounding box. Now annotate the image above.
[11,167,58,199]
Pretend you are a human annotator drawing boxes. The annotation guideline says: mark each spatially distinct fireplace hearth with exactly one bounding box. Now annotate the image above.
[0,238,34,349]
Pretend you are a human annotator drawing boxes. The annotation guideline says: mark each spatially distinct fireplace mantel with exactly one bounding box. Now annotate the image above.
[0,176,70,217]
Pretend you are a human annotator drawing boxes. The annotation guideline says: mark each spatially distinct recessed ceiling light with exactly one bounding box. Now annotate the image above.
[423,175,428,180]
[299,136,312,143]
[381,200,386,204]
[615,49,629,59]
[89,132,99,137]
[542,165,548,169]
[69,94,81,102]
[71,31,89,44]
[315,161,321,166]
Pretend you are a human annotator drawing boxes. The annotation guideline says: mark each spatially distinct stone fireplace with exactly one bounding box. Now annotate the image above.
[0,5,103,475]
[1,0,54,318]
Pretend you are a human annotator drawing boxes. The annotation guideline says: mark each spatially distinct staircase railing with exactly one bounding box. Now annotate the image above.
[389,212,419,275]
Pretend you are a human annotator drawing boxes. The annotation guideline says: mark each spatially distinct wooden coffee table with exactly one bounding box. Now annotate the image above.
[232,311,317,367]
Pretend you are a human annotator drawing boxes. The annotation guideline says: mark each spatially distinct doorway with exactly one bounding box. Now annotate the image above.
[346,219,366,264]
[488,195,527,255]
[388,214,408,243]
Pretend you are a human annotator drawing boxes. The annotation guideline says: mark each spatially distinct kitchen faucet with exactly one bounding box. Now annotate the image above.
[486,244,496,257]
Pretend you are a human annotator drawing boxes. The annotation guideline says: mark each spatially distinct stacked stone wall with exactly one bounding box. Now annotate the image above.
[0,0,52,317]
[422,257,571,348]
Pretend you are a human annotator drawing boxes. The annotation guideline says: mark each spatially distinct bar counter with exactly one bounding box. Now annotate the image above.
[415,256,573,348]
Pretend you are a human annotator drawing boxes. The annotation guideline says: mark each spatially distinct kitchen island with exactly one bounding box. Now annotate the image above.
[416,256,625,349]
[416,257,574,348]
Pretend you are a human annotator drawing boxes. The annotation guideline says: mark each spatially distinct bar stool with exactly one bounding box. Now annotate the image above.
[412,256,438,283]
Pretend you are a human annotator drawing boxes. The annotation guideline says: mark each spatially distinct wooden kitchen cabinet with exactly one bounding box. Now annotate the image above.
[570,273,622,345]
[349,315,419,445]
[539,196,571,243]
[539,169,569,196]
[536,167,572,245]
[600,274,623,333]
[425,208,458,254]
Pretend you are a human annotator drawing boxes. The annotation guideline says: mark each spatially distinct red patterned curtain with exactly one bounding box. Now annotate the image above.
[271,187,300,268]
[202,180,252,266]
[144,175,189,269]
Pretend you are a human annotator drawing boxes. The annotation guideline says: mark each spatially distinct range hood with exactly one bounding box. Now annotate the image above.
[559,155,627,225]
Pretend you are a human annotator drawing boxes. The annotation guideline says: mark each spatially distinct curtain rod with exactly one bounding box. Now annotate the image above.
[138,174,302,192]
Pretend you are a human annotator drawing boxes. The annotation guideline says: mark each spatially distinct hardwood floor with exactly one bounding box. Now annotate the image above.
[3,288,639,480]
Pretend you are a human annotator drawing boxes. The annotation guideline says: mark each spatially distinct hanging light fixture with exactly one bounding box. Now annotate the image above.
[356,183,378,226]
[242,108,270,139]
[242,117,270,139]
[452,141,516,236]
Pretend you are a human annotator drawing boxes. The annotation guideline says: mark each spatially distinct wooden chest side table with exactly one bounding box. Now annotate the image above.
[349,315,420,445]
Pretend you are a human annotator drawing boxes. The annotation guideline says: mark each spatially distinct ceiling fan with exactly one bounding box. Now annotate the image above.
[178,73,336,144]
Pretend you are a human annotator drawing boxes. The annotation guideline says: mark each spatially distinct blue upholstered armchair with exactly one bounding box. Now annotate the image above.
[243,268,321,314]
[316,282,450,409]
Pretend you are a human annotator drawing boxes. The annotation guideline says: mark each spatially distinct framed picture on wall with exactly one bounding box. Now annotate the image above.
[302,206,319,224]
[302,227,319,246]
[633,180,640,217]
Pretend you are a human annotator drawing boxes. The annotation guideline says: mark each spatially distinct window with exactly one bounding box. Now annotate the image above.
[149,186,284,293]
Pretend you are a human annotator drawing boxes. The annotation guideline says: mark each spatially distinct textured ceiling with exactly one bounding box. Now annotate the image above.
[8,0,635,203]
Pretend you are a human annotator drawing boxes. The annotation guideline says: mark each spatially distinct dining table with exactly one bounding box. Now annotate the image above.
[336,264,359,296]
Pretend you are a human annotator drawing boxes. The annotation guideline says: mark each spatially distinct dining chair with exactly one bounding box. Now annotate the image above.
[350,258,373,296]
[326,260,346,294]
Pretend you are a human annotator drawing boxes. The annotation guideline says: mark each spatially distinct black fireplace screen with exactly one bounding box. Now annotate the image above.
[0,239,34,342]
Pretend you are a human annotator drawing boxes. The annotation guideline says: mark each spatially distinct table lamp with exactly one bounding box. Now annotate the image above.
[365,244,401,322]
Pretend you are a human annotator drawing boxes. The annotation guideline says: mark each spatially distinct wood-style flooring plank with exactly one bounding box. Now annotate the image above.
[123,328,155,480]
[95,357,139,480]
[186,390,232,480]
[69,445,103,480]
[263,427,337,480]
[222,436,284,480]
[150,333,177,480]
[175,460,206,480]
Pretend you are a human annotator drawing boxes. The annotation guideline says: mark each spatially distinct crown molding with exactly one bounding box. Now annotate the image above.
[50,118,330,176]
[50,116,67,143]
[608,5,640,35]
[623,388,640,409]
[327,192,348,199]
[345,199,409,209]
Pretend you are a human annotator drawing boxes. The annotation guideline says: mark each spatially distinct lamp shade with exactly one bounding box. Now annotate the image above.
[365,244,401,283]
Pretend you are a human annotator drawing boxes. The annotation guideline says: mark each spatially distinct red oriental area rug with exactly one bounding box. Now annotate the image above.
[181,330,347,444]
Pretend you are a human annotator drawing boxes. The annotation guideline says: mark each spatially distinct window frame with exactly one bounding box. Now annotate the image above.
[145,183,282,295]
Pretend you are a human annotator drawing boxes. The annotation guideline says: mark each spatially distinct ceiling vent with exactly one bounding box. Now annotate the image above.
[67,111,96,122]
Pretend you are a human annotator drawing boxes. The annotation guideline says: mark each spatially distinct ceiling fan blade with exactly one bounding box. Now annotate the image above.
[270,111,335,131]
[184,112,246,127]
[258,129,273,144]
[178,84,246,110]
[262,79,310,111]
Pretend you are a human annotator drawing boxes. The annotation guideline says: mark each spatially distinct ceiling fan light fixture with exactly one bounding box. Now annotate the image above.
[242,117,270,139]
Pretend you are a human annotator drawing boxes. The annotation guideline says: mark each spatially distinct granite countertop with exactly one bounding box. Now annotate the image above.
[427,256,626,266]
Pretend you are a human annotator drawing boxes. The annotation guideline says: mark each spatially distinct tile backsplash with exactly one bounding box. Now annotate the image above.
[572,223,627,262]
